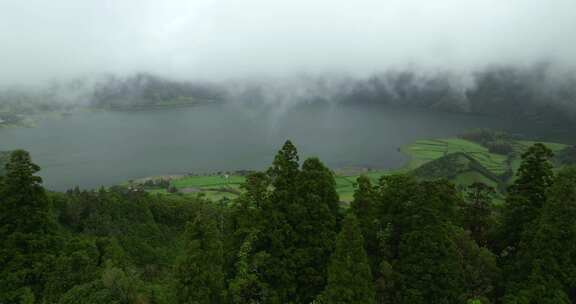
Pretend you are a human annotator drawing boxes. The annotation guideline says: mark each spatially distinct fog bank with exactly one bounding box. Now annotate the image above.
[1,0,575,85]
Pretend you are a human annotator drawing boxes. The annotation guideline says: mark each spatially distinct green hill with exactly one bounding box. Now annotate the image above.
[404,138,568,194]
[411,152,502,190]
[123,136,568,203]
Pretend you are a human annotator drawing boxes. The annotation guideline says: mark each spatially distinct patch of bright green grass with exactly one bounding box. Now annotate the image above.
[171,175,245,189]
[136,137,568,204]
[404,138,509,176]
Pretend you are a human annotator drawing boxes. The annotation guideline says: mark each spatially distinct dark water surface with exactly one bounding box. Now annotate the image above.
[0,104,558,191]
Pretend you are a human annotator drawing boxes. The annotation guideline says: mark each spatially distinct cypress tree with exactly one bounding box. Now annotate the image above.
[293,157,339,302]
[453,228,500,303]
[226,172,270,281]
[504,167,576,303]
[0,150,55,303]
[241,172,271,210]
[268,140,300,197]
[397,225,464,304]
[174,210,225,303]
[322,213,375,304]
[299,157,340,220]
[229,232,268,304]
[350,176,379,267]
[394,180,465,304]
[500,143,554,256]
[462,182,496,247]
[351,176,377,228]
[0,150,50,235]
[258,142,342,303]
[257,140,301,302]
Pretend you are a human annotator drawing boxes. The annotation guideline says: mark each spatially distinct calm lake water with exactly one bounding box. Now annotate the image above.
[0,103,565,191]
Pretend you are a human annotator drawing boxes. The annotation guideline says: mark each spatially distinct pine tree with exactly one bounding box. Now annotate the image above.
[322,213,375,304]
[0,150,55,303]
[174,209,225,303]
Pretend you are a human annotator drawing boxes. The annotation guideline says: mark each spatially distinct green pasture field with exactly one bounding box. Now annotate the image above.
[137,137,568,203]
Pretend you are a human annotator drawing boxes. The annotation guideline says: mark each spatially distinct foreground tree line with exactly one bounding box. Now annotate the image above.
[0,141,575,303]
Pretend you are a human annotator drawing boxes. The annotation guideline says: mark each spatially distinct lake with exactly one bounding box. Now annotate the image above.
[0,103,563,191]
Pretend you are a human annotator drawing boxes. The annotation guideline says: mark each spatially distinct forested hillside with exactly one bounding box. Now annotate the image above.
[90,73,224,110]
[1,142,575,303]
[230,64,576,125]
[2,64,576,127]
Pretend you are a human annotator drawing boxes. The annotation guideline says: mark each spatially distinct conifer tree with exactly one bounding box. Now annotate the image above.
[292,157,339,302]
[397,225,465,304]
[229,232,268,304]
[322,214,375,304]
[257,140,301,302]
[453,228,500,303]
[299,157,340,220]
[500,143,554,255]
[174,210,225,303]
[226,172,270,277]
[504,167,576,303]
[241,172,271,210]
[351,176,377,228]
[463,182,496,247]
[268,140,300,197]
[0,150,54,303]
[350,175,379,267]
[0,150,50,235]
[393,180,465,304]
[255,142,342,303]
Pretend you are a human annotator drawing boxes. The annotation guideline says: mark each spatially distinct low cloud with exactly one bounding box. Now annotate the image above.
[0,0,575,85]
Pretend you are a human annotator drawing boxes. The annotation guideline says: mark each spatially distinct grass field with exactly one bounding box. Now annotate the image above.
[134,137,568,203]
[405,138,568,191]
[404,138,509,175]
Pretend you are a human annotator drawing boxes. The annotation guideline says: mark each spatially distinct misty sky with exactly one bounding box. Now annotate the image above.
[1,0,575,85]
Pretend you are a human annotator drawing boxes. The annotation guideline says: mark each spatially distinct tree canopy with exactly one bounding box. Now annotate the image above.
[0,142,573,304]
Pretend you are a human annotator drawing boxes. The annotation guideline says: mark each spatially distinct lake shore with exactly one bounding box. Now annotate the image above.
[125,136,569,203]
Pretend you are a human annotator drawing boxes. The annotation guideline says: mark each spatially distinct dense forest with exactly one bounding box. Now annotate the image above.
[2,64,576,126]
[1,140,575,303]
[231,64,576,126]
[90,74,225,110]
